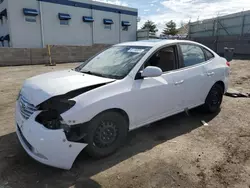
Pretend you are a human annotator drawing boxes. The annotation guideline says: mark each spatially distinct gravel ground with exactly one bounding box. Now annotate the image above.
[0,60,249,188]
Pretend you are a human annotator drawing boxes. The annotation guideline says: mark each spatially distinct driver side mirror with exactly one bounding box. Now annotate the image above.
[140,66,163,78]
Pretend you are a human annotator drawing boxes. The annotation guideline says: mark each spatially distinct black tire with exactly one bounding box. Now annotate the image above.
[202,84,224,113]
[85,111,128,158]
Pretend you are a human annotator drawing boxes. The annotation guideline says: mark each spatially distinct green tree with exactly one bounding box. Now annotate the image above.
[141,20,158,34]
[162,20,178,35]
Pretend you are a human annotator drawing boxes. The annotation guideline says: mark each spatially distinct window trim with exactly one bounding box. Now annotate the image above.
[135,44,180,79]
[23,8,39,16]
[121,21,131,26]
[103,19,114,25]
[82,16,94,22]
[58,13,71,20]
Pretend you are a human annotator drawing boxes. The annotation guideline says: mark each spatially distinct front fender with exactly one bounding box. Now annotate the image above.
[60,77,133,127]
[61,97,130,127]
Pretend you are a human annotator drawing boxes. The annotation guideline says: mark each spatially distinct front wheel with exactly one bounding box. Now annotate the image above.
[85,111,128,158]
[202,84,224,113]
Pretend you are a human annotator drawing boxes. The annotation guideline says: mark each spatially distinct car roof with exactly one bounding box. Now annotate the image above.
[115,39,199,47]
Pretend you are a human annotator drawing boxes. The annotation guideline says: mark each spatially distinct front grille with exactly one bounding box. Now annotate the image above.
[19,95,37,119]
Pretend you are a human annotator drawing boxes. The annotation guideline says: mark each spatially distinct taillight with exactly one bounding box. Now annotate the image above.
[226,62,230,67]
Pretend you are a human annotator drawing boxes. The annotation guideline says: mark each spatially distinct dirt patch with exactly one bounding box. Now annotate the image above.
[0,60,249,188]
[211,132,250,188]
[229,60,250,92]
[235,75,250,86]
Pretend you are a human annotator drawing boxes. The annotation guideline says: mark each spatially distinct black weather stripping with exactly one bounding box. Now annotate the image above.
[38,82,114,108]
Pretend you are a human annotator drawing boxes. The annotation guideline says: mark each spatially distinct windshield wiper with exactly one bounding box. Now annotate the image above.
[81,70,107,78]
[81,70,122,79]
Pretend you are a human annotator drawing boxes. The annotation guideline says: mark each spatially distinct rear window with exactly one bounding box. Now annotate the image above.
[180,44,206,67]
[204,48,214,60]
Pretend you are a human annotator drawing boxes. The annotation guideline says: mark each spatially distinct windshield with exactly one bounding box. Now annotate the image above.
[75,46,151,79]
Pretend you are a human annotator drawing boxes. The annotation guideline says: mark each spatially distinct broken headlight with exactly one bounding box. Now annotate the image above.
[39,99,76,114]
[36,99,76,129]
[36,110,62,129]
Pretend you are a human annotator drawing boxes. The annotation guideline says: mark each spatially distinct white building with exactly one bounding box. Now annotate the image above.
[0,0,138,48]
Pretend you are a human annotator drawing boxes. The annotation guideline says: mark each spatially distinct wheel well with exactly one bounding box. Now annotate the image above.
[97,108,130,126]
[214,81,225,93]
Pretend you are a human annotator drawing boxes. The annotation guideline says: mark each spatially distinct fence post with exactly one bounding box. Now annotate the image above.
[188,21,191,39]
[213,18,219,53]
[30,48,32,65]
[241,14,246,36]
[47,44,55,66]
[212,20,216,36]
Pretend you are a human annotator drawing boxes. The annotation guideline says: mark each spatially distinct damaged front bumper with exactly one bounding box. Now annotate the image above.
[15,102,87,170]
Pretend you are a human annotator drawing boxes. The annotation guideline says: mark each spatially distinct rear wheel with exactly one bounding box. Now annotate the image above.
[202,84,224,113]
[85,111,128,158]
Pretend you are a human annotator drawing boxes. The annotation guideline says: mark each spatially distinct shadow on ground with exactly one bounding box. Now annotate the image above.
[0,109,219,188]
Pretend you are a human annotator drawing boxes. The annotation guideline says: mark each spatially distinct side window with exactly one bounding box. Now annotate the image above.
[180,44,205,67]
[25,16,37,23]
[122,26,128,31]
[145,46,176,72]
[203,48,214,60]
[60,20,69,25]
[104,25,111,30]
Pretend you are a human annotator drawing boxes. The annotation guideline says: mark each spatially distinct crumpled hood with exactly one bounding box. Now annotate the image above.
[21,69,115,106]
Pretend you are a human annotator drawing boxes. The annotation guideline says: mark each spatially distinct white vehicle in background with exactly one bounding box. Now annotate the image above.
[15,40,230,169]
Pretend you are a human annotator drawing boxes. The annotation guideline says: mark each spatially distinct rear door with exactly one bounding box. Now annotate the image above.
[202,47,225,95]
[171,43,210,110]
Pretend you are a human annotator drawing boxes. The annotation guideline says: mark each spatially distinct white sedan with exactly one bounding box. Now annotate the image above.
[15,40,230,169]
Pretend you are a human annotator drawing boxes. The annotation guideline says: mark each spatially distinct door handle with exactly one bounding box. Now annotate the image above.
[175,80,184,85]
[207,72,215,76]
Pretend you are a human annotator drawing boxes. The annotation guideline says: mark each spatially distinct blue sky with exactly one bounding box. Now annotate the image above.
[95,0,249,34]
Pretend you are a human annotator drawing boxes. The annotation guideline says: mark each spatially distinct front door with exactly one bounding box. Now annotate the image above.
[129,46,181,129]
